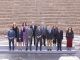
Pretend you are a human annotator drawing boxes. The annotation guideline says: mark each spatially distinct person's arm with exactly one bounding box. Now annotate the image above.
[61,30,63,40]
[13,31,15,38]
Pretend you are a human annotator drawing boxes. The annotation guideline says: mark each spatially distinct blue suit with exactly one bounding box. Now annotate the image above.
[8,29,15,50]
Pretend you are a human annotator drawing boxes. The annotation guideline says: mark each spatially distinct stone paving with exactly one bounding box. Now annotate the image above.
[0,35,79,60]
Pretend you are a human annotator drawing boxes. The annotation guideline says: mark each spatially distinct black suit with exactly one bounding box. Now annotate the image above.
[35,28,42,51]
[41,26,47,46]
[51,28,55,45]
[30,25,37,45]
[54,27,59,44]
[57,30,63,51]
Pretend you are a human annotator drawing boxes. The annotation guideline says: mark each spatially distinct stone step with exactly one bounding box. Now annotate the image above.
[0,46,76,50]
[0,50,77,54]
[0,46,77,54]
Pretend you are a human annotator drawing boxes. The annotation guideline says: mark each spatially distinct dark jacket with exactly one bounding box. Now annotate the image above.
[35,28,42,38]
[30,25,37,36]
[51,27,55,39]
[12,26,19,38]
[41,26,47,36]
[57,30,63,43]
[46,29,52,40]
[54,27,59,39]
[57,30,63,40]
[66,31,74,39]
[8,29,15,39]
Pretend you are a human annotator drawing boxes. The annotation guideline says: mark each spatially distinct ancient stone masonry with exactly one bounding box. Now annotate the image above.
[0,0,80,34]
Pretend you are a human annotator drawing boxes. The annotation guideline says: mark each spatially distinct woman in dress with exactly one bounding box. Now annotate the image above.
[21,22,27,46]
[66,27,74,50]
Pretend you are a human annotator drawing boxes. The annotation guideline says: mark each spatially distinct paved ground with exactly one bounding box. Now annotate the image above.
[0,35,79,60]
[0,52,80,60]
[0,53,66,60]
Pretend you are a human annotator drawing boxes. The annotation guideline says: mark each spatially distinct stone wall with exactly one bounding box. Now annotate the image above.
[0,0,80,34]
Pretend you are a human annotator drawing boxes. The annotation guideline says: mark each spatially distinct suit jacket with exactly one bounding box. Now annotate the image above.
[46,28,52,40]
[66,31,74,39]
[57,30,63,43]
[27,27,33,38]
[8,29,15,40]
[41,26,47,36]
[12,26,19,38]
[54,27,59,39]
[30,25,37,36]
[35,28,42,39]
[51,28,55,39]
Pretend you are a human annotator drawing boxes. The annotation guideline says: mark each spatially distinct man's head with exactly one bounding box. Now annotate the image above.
[41,21,46,27]
[12,22,16,28]
[32,21,35,25]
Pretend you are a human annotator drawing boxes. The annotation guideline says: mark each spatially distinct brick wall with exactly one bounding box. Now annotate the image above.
[0,0,80,34]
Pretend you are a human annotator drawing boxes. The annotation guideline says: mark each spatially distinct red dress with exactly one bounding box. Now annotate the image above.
[67,38,73,47]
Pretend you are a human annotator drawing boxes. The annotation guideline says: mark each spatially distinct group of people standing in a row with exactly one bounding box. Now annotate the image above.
[7,22,74,51]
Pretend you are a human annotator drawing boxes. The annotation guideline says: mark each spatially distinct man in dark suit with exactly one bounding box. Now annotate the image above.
[35,26,42,51]
[41,25,47,46]
[28,26,33,51]
[51,26,55,46]
[57,29,63,51]
[54,27,59,46]
[30,22,37,45]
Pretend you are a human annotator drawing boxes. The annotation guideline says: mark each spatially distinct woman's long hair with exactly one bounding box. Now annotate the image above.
[67,27,73,33]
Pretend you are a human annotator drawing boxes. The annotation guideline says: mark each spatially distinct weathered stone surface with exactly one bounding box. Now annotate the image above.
[0,0,80,34]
